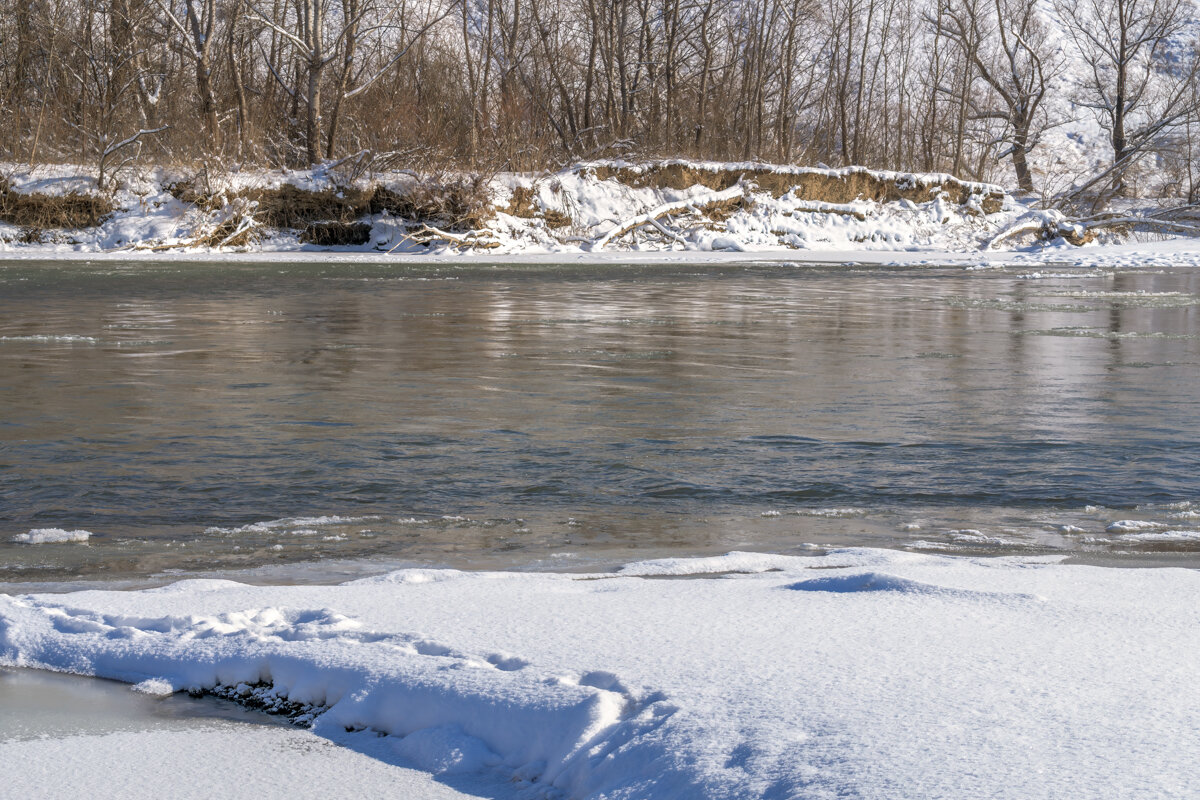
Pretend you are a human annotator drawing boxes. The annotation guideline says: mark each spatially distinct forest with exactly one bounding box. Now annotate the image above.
[0,0,1197,204]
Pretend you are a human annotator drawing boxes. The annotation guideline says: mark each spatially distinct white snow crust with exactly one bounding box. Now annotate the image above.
[2,548,1198,799]
[0,725,497,800]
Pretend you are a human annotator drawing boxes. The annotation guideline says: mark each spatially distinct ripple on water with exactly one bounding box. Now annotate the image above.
[2,261,1199,578]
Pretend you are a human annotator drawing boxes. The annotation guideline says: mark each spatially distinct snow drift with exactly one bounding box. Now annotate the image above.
[2,548,1199,799]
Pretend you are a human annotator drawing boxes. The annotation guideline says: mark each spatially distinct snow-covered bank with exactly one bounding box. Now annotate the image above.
[3,548,1198,799]
[5,158,1199,265]
[0,160,1022,258]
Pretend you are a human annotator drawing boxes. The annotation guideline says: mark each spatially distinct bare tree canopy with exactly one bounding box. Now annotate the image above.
[0,0,1197,200]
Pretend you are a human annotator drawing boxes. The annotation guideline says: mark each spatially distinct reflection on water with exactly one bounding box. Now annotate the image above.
[1,260,1198,581]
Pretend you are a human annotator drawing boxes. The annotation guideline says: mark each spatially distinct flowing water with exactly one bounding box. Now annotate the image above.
[2,258,1199,584]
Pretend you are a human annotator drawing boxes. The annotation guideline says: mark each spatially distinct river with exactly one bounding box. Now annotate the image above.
[2,259,1198,584]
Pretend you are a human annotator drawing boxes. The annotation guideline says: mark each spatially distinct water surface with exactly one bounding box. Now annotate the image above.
[2,259,1198,582]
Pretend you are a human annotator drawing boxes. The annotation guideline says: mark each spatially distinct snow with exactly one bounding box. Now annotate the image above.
[1106,520,1169,533]
[0,727,503,800]
[3,548,1199,799]
[0,159,1026,258]
[204,516,379,535]
[130,678,174,696]
[1116,530,1200,543]
[11,529,92,545]
[0,667,514,800]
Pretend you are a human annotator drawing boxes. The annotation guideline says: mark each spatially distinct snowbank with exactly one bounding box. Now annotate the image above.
[0,160,1025,257]
[8,158,1199,262]
[2,548,1198,798]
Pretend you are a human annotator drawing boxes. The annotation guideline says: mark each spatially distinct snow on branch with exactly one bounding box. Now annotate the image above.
[592,185,746,250]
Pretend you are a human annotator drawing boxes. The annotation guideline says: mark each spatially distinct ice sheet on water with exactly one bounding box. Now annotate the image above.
[204,516,378,535]
[11,529,92,544]
[793,507,868,518]
[1116,530,1200,543]
[1106,520,1169,533]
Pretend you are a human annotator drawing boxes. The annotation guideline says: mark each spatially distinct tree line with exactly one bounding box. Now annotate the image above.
[0,0,1196,200]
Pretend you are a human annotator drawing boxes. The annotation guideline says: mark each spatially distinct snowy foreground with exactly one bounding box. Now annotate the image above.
[0,668,487,800]
[2,548,1198,799]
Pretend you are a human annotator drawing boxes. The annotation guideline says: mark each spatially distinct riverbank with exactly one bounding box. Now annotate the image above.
[3,547,1198,799]
[6,159,1181,261]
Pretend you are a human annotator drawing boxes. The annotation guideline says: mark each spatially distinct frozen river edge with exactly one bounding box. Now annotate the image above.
[3,237,1200,270]
[2,548,1198,799]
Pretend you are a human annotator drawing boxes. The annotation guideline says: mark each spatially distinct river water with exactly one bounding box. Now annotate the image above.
[2,259,1198,584]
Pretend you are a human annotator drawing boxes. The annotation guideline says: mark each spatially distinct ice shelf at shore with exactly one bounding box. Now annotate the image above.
[2,547,1198,799]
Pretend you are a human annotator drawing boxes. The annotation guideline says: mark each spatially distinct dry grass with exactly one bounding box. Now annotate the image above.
[0,179,112,230]
[697,194,753,222]
[196,217,261,248]
[542,209,572,228]
[503,184,572,228]
[371,173,494,229]
[170,173,496,234]
[165,179,222,209]
[300,221,372,246]
[586,163,1004,213]
[237,185,373,228]
[504,185,539,217]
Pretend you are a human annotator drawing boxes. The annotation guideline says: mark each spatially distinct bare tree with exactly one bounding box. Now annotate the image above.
[153,0,221,150]
[1056,0,1198,195]
[938,0,1060,192]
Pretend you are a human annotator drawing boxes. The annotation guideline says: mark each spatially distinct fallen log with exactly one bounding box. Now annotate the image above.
[593,185,745,249]
[387,223,501,252]
[986,212,1089,249]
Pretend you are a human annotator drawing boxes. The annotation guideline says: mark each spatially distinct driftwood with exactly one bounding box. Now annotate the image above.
[989,211,1200,250]
[593,185,745,249]
[787,200,869,221]
[986,216,1078,249]
[1078,216,1200,236]
[387,223,500,252]
[117,214,260,252]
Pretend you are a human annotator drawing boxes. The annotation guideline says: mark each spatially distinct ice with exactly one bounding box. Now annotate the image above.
[4,548,1198,798]
[204,516,377,535]
[1106,520,1169,533]
[0,334,99,344]
[11,529,92,544]
[793,507,867,518]
[130,678,174,696]
[1116,530,1200,543]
